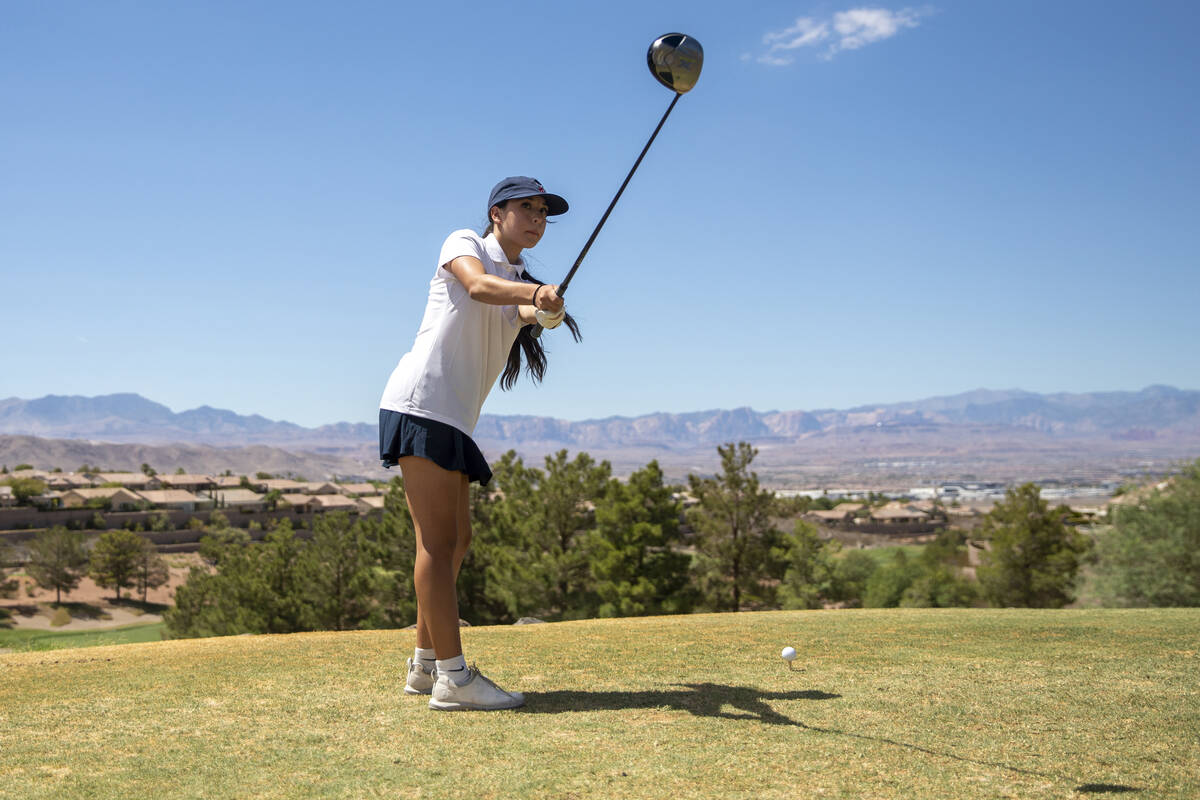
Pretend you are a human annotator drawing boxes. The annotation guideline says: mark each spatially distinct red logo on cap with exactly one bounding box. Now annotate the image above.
[535,181,545,191]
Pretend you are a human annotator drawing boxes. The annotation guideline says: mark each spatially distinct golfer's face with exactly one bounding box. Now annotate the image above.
[495,197,549,249]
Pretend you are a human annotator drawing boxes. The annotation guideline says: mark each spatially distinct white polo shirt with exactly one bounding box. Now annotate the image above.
[379,230,533,436]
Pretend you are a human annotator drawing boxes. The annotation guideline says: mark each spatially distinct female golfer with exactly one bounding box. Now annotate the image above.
[379,176,578,711]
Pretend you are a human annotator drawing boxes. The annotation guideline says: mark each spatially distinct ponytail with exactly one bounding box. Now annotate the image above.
[499,268,582,390]
[483,206,581,390]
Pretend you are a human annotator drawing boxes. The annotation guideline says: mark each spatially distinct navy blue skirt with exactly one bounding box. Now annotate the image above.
[378,410,493,486]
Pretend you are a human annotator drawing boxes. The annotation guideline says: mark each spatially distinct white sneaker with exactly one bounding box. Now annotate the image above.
[404,657,436,696]
[428,665,525,711]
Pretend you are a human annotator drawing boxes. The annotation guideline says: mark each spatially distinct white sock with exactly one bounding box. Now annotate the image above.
[414,647,437,670]
[436,655,468,684]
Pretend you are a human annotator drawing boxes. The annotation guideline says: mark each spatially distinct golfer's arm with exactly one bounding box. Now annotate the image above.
[447,257,538,307]
[516,304,539,325]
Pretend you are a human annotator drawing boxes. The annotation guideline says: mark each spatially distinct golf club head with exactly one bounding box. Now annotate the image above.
[647,33,703,94]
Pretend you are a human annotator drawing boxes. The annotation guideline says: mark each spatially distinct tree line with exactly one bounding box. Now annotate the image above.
[6,526,170,605]
[6,445,1197,636]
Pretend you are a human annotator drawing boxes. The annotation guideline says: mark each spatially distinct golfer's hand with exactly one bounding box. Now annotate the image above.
[533,284,563,313]
[535,307,565,329]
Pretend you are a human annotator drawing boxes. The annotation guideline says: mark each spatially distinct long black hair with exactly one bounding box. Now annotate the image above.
[484,203,582,390]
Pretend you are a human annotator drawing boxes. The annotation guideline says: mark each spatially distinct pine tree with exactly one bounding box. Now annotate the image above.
[589,460,693,617]
[1094,459,1200,607]
[134,538,170,603]
[26,526,90,604]
[687,442,784,612]
[304,512,379,631]
[775,520,837,610]
[528,450,611,618]
[977,484,1090,608]
[89,529,148,602]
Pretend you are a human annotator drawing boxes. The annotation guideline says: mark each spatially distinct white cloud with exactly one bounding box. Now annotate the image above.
[753,6,930,65]
[829,7,925,55]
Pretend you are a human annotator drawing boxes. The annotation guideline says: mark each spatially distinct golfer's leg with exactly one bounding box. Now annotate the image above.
[399,456,463,659]
[413,474,473,651]
[453,473,472,574]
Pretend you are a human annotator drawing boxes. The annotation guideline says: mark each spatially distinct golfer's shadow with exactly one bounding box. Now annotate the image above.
[522,683,1083,784]
[521,682,838,725]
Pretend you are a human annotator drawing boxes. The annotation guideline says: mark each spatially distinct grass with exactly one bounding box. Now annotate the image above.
[1,609,1197,799]
[851,543,926,565]
[0,621,166,652]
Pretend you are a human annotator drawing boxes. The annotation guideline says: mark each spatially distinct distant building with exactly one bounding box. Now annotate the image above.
[339,482,382,497]
[137,490,213,513]
[212,489,267,512]
[307,494,360,513]
[356,496,385,512]
[299,481,340,495]
[61,487,145,511]
[158,474,216,492]
[869,502,930,525]
[43,473,94,491]
[257,479,307,494]
[92,472,161,491]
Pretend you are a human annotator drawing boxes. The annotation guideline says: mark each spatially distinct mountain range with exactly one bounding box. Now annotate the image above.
[2,387,1198,485]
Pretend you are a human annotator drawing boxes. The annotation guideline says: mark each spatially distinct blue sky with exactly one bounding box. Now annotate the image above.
[3,2,1197,428]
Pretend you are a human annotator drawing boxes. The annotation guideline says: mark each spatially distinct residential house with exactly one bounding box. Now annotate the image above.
[137,490,214,513]
[213,475,247,489]
[30,491,64,509]
[94,472,161,491]
[274,493,310,511]
[356,495,385,513]
[869,503,930,525]
[307,494,360,513]
[0,486,15,507]
[10,468,50,481]
[339,482,382,497]
[300,481,340,495]
[44,472,95,491]
[258,479,307,494]
[158,474,216,492]
[804,503,863,527]
[61,487,145,511]
[212,489,267,513]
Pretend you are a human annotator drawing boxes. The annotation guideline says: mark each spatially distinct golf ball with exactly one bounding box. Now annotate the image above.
[781,646,797,661]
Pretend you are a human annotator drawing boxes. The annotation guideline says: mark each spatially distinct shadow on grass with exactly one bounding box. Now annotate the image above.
[111,599,170,615]
[56,602,111,620]
[524,683,838,725]
[0,604,43,627]
[523,682,1140,788]
[1076,786,1141,794]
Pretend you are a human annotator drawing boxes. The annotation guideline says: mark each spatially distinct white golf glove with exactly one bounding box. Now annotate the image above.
[535,308,565,329]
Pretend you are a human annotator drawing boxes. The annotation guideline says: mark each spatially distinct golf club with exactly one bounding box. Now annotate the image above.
[532,32,703,337]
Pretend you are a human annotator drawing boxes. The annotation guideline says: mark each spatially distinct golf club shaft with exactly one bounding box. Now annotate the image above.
[559,92,681,297]
[532,92,682,338]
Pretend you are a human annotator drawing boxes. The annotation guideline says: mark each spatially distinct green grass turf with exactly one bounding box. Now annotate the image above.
[0,621,165,652]
[847,543,926,565]
[1,609,1196,799]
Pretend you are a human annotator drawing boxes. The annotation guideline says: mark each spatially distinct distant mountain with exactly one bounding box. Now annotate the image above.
[0,394,373,447]
[474,386,1200,447]
[1,387,1197,451]
[2,387,1197,485]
